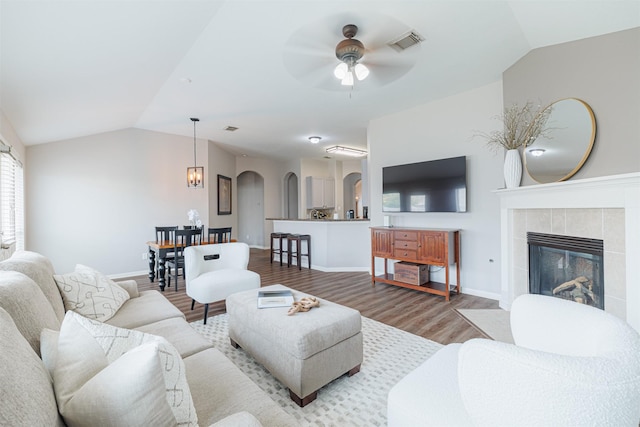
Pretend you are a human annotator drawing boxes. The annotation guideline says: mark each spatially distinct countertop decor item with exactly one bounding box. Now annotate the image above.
[479,101,552,152]
[187,209,202,227]
[477,101,552,188]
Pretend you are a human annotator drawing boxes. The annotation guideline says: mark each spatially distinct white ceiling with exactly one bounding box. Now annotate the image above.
[1,1,638,160]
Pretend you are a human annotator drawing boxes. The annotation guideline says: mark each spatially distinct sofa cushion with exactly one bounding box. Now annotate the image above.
[0,250,65,321]
[54,264,130,322]
[40,328,59,376]
[52,311,198,426]
[0,307,64,427]
[115,279,140,298]
[0,270,60,356]
[135,317,213,358]
[106,289,185,329]
[42,316,214,365]
[185,347,296,427]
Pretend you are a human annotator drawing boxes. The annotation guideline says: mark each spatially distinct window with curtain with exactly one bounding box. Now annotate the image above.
[1,152,24,251]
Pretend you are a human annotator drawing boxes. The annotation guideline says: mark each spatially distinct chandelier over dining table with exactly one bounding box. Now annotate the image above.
[187,117,204,188]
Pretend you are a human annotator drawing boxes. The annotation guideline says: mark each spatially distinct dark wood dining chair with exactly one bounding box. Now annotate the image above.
[207,227,232,243]
[155,226,178,277]
[184,225,205,241]
[166,228,201,291]
[155,226,178,244]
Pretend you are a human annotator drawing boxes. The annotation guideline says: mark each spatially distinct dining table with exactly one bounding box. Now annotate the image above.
[147,239,234,292]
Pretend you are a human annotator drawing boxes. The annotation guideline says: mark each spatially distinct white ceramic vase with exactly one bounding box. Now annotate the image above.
[503,149,523,189]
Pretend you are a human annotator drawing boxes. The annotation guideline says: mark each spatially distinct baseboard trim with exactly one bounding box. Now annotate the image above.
[310,265,370,273]
[110,270,148,280]
[460,288,500,301]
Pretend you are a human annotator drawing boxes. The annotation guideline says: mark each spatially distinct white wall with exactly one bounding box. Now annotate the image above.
[368,81,505,299]
[207,142,237,233]
[503,28,640,184]
[26,128,209,275]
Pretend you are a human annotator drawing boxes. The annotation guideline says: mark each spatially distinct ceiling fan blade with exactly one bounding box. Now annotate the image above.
[282,11,422,91]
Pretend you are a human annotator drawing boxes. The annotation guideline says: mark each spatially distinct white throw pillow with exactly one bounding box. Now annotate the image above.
[51,311,198,426]
[54,264,130,321]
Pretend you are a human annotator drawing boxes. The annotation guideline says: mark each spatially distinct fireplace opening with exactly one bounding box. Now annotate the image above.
[528,232,604,309]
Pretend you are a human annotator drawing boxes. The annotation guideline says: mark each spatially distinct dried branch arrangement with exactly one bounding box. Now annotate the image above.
[479,101,552,152]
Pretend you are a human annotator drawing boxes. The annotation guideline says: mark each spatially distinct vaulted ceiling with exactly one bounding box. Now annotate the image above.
[1,1,638,160]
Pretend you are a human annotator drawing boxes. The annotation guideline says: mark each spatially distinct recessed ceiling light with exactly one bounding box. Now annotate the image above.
[225,126,239,132]
[179,77,192,84]
[308,136,322,144]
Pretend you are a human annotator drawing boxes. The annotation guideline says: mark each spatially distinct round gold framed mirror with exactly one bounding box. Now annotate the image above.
[524,98,596,184]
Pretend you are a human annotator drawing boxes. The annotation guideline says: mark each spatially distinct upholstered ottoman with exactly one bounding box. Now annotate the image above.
[226,284,363,406]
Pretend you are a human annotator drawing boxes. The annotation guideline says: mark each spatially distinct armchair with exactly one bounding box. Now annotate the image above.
[388,294,640,426]
[184,243,260,324]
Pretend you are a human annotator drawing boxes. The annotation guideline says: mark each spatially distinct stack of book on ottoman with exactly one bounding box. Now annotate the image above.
[257,289,294,308]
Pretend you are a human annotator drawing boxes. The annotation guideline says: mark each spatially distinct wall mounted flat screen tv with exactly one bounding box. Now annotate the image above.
[382,156,467,213]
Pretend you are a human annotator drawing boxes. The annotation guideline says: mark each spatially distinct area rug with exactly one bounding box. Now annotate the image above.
[456,309,514,344]
[190,314,442,426]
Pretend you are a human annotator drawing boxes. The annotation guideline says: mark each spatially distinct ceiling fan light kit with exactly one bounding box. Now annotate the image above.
[334,24,369,86]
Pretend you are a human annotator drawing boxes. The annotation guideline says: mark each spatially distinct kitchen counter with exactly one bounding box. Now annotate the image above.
[266,218,370,222]
[268,219,370,272]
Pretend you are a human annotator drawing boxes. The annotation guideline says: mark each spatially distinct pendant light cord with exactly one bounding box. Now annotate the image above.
[191,117,199,167]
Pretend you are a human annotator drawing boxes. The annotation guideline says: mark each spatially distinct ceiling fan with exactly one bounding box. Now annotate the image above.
[333,24,370,86]
[282,13,423,91]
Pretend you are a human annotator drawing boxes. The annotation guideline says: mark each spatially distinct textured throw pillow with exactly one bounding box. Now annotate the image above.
[54,264,130,321]
[52,311,198,427]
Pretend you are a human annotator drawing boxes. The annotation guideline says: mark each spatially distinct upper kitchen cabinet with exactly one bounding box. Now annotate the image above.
[306,177,335,209]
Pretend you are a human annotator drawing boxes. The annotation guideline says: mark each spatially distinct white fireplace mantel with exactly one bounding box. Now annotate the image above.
[494,173,640,331]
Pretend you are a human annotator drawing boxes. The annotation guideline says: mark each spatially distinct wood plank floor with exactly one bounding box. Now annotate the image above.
[133,248,498,345]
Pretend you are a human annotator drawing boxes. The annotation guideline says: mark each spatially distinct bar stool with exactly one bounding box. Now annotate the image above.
[288,234,311,270]
[270,232,289,266]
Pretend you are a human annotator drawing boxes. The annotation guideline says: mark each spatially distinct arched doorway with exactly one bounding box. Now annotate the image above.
[343,172,362,218]
[284,172,299,219]
[237,171,265,247]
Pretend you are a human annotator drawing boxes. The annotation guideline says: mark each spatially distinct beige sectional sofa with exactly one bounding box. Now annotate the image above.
[0,250,296,427]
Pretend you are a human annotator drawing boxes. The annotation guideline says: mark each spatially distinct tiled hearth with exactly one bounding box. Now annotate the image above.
[495,173,640,332]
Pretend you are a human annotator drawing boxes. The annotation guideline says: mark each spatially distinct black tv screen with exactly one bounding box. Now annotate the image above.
[382,156,467,213]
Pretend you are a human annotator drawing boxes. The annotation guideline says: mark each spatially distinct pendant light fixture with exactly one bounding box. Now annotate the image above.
[187,117,204,188]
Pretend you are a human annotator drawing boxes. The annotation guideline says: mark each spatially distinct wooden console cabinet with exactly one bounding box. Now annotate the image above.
[371,227,461,301]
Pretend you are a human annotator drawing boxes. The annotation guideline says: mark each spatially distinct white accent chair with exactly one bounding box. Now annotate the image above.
[184,242,260,324]
[388,294,640,426]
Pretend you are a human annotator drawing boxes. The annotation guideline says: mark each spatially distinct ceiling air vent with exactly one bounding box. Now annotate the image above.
[388,30,425,52]
[224,126,239,132]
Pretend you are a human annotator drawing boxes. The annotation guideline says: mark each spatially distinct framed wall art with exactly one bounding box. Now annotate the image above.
[217,174,232,215]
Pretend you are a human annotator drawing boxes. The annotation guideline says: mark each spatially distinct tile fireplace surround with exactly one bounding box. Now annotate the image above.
[495,173,640,332]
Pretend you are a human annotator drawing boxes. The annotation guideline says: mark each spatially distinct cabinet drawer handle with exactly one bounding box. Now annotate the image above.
[403,252,408,256]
